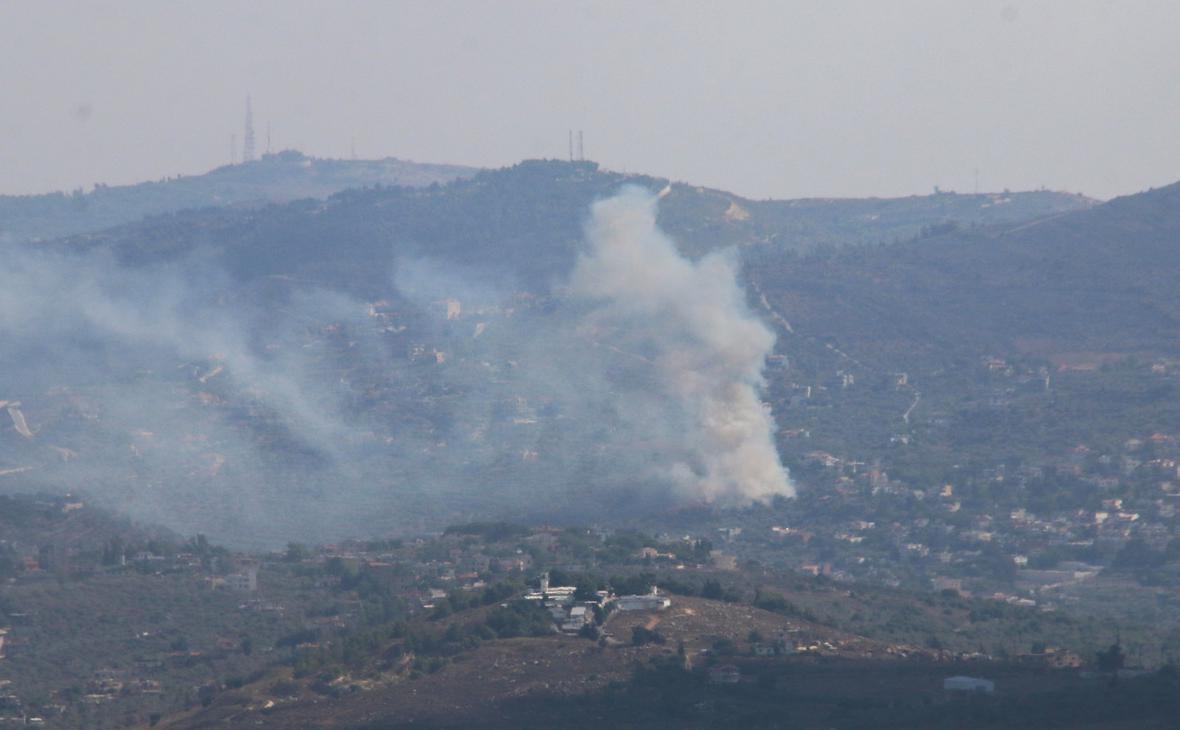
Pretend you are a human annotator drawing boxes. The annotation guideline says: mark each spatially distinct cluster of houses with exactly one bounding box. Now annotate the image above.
[0,682,26,725]
[524,572,672,633]
[79,668,164,706]
[0,679,56,726]
[765,426,1180,598]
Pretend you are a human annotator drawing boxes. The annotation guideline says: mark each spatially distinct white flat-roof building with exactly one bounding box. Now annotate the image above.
[943,675,995,694]
[617,586,671,612]
[224,565,258,592]
[524,572,578,604]
[560,605,591,633]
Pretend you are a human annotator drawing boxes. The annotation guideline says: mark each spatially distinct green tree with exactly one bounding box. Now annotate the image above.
[1097,642,1126,674]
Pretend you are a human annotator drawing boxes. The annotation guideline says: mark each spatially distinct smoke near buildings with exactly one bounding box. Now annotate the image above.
[0,186,791,545]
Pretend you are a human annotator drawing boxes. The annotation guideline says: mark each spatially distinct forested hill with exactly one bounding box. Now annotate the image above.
[0,150,476,244]
[44,159,1092,298]
[753,179,1180,371]
[0,158,1170,544]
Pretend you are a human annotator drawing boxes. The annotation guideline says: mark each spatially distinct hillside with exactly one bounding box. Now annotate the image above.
[40,160,1093,293]
[0,507,1171,729]
[750,179,1180,475]
[146,574,1174,730]
[0,494,175,580]
[0,159,1152,549]
[0,150,476,244]
[754,179,1180,370]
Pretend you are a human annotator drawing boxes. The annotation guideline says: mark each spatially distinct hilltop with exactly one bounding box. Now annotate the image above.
[0,150,476,244]
[38,159,1093,293]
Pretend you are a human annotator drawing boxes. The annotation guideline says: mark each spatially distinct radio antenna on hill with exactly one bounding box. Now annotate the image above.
[242,95,256,163]
[578,130,584,161]
[568,130,574,162]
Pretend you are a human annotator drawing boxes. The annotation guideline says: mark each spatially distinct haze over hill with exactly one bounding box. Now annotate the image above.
[8,5,1180,728]
[0,150,475,244]
[0,157,1154,547]
[5,159,1180,730]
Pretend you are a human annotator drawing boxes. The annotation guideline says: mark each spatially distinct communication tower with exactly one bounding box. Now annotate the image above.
[243,96,256,162]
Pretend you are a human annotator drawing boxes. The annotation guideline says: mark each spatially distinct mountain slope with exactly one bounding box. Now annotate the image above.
[0,159,1137,546]
[0,150,476,244]
[754,179,1180,370]
[46,159,1093,296]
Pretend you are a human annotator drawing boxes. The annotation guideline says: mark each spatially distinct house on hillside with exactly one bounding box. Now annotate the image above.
[222,561,259,592]
[526,572,604,631]
[561,606,591,633]
[523,572,578,604]
[753,637,795,657]
[709,664,741,684]
[1015,647,1083,669]
[617,586,671,611]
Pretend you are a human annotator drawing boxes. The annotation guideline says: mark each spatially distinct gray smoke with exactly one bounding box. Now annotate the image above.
[568,186,792,503]
[0,186,791,546]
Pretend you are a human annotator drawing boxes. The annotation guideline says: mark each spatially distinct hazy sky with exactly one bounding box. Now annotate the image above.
[2,0,1178,200]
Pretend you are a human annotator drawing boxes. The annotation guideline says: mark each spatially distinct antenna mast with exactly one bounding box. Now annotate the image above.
[242,95,256,162]
[577,130,584,161]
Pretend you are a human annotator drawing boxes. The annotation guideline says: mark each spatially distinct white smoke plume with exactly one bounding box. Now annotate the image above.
[0,184,792,546]
[569,186,793,503]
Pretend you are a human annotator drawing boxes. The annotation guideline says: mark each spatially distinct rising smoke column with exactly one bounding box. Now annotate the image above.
[569,186,793,504]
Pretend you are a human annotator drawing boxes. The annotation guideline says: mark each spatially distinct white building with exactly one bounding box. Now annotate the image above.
[524,572,578,604]
[616,586,671,611]
[224,562,259,592]
[943,675,995,694]
[561,606,590,633]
